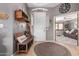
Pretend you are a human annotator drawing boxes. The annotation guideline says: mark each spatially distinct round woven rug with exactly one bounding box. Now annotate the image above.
[34,42,71,56]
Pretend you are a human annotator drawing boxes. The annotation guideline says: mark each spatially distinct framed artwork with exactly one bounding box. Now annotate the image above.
[0,11,9,19]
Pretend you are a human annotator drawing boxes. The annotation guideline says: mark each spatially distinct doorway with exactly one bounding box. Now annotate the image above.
[55,12,78,45]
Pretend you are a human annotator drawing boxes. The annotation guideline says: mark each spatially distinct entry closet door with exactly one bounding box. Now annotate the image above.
[33,12,46,41]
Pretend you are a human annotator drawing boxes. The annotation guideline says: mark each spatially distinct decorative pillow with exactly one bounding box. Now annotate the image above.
[65,30,69,33]
[69,29,74,34]
[17,35,27,43]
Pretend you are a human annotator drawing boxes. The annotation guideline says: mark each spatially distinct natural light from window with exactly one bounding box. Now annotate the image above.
[56,23,63,30]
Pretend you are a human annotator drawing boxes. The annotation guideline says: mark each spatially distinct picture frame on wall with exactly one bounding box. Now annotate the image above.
[0,11,9,20]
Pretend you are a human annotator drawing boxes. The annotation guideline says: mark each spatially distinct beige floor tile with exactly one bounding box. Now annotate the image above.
[15,41,79,56]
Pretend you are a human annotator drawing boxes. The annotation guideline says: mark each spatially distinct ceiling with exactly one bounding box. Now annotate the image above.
[27,3,59,8]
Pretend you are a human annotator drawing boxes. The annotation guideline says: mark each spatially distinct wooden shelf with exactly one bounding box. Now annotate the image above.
[15,9,29,23]
[14,9,33,53]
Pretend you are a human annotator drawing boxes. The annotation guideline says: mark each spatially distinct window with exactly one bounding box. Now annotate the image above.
[56,24,58,29]
[56,23,63,30]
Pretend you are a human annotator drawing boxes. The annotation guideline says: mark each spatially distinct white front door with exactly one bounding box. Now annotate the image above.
[33,12,46,41]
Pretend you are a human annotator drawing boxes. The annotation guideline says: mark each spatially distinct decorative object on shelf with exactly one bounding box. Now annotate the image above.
[59,3,71,13]
[15,9,29,22]
[20,22,26,29]
[0,11,9,19]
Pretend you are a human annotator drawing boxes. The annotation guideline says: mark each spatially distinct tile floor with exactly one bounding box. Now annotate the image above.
[15,41,79,56]
[56,35,77,45]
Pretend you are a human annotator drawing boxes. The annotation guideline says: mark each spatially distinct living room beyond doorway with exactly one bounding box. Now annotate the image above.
[55,11,78,45]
